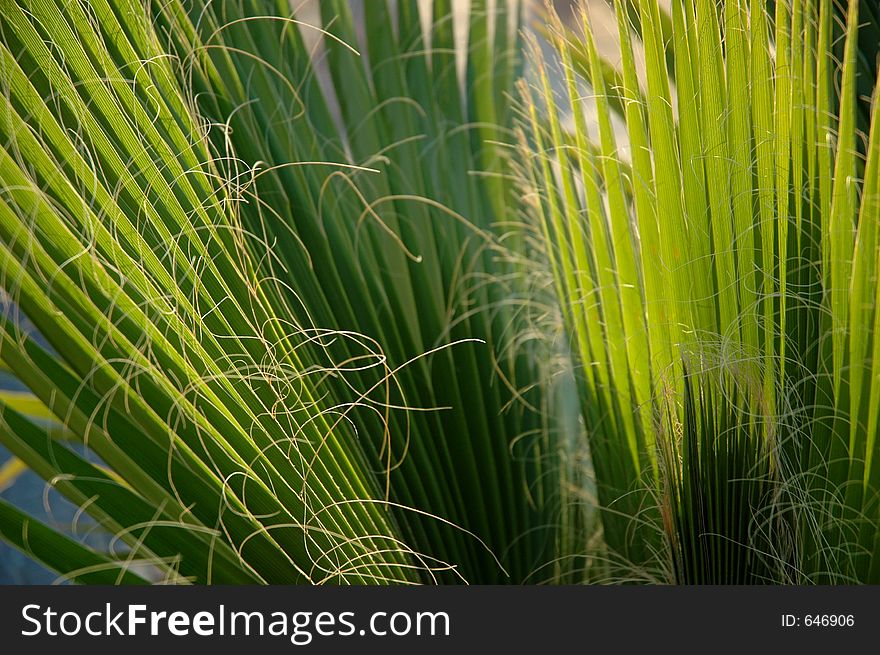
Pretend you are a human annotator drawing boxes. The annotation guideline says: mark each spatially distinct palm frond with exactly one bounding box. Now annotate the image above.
[520,0,880,582]
[0,0,586,584]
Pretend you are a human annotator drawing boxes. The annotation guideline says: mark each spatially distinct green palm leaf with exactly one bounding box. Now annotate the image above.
[521,0,880,583]
[0,0,585,584]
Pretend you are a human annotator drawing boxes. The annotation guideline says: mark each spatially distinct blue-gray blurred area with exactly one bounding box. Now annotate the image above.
[0,441,112,584]
[0,304,111,584]
[1,445,72,584]
[1,435,109,585]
